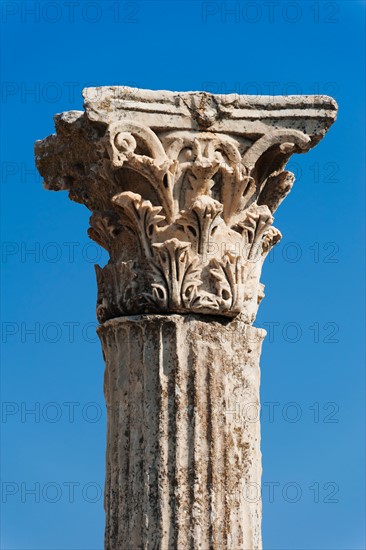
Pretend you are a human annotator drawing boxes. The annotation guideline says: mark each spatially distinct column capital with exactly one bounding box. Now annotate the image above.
[35,87,337,323]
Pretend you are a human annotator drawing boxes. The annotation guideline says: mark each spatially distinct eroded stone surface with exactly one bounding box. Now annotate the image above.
[35,88,338,550]
[35,87,337,322]
[99,314,265,550]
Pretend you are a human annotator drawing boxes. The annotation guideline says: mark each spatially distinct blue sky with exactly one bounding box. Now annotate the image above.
[1,1,365,548]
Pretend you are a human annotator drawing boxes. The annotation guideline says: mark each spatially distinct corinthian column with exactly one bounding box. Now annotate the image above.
[35,87,337,550]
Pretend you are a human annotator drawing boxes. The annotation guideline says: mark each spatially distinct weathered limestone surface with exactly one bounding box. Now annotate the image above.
[34,87,337,550]
[99,314,265,550]
[35,87,337,323]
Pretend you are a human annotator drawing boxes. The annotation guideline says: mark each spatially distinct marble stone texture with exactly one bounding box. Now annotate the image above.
[34,87,338,549]
[35,87,338,324]
[99,314,265,550]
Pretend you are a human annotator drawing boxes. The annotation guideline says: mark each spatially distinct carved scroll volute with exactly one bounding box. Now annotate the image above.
[242,129,311,215]
[104,122,176,222]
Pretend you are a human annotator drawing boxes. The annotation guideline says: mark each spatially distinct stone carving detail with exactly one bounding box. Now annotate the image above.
[99,314,265,549]
[34,87,338,550]
[148,239,202,310]
[89,130,321,321]
[95,261,138,321]
[35,87,337,322]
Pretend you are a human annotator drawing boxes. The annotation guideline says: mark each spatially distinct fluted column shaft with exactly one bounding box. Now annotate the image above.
[99,314,264,550]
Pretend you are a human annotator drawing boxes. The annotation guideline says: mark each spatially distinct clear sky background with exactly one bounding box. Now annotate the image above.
[1,1,365,549]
